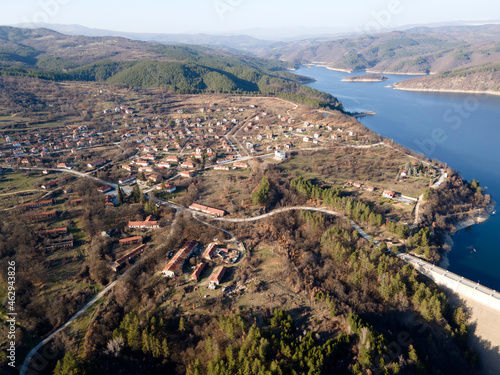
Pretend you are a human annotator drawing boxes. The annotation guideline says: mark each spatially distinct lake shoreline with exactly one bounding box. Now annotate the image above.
[440,201,497,269]
[366,70,426,76]
[297,65,500,291]
[392,86,500,97]
[305,64,430,76]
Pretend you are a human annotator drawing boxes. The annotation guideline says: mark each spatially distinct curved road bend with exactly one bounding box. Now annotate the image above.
[15,140,448,373]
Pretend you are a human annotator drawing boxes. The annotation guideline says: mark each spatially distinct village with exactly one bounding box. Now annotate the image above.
[0,90,445,296]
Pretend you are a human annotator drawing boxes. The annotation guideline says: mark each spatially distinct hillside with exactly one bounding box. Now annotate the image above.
[392,64,500,93]
[259,25,500,75]
[0,26,342,109]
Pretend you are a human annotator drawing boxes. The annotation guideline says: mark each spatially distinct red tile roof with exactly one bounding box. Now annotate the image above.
[209,266,227,285]
[119,236,143,244]
[190,262,206,281]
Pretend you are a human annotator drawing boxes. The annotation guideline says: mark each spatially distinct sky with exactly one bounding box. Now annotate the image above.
[2,0,500,37]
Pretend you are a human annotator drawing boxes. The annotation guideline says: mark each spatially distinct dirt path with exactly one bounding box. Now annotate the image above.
[0,189,39,196]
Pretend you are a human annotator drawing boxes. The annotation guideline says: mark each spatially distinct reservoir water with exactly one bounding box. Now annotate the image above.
[296,66,500,292]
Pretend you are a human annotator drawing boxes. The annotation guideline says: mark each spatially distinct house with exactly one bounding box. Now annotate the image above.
[119,236,143,246]
[274,151,287,161]
[189,203,226,217]
[180,171,195,178]
[400,171,408,177]
[162,240,199,277]
[208,267,227,289]
[233,162,248,169]
[97,185,113,193]
[159,184,176,193]
[203,243,218,260]
[122,164,133,172]
[364,186,375,192]
[191,262,207,282]
[105,195,116,207]
[303,136,312,142]
[166,156,179,163]
[57,163,70,169]
[146,173,161,183]
[135,160,149,167]
[383,190,397,199]
[87,158,107,169]
[157,162,171,169]
[181,162,195,169]
[119,176,136,185]
[214,165,230,171]
[353,182,363,188]
[128,215,160,229]
[109,244,147,271]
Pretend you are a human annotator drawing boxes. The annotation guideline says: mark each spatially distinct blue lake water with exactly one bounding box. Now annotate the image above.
[295,65,500,291]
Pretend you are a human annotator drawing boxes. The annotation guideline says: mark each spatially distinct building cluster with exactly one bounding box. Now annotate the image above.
[0,125,105,166]
[203,242,240,263]
[345,181,375,192]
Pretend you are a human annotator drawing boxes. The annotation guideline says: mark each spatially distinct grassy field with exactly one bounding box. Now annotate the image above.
[196,168,261,216]
[279,146,433,198]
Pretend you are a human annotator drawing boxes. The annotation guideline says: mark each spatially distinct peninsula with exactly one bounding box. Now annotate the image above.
[342,73,388,82]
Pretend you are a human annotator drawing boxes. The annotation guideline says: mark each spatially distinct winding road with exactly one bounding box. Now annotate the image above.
[12,133,448,373]
[19,208,183,375]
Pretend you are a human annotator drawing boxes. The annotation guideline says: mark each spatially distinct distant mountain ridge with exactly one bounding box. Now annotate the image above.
[0,26,342,109]
[259,25,500,75]
[12,23,276,53]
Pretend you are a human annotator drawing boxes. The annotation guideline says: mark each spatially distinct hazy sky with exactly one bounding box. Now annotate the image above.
[3,0,500,36]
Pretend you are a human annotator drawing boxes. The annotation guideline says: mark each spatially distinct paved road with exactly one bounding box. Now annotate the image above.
[13,137,449,372]
[397,252,500,298]
[20,278,120,375]
[20,211,182,375]
[191,206,340,223]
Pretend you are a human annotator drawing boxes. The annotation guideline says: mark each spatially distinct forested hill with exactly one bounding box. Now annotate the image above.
[0,26,342,109]
[260,24,500,75]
